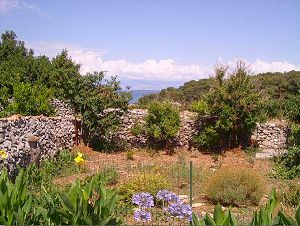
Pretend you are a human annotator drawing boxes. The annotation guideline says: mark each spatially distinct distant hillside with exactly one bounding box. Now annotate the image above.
[130,90,159,104]
[137,70,300,109]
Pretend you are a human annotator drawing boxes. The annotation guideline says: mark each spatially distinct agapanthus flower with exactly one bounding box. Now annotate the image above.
[132,192,154,208]
[167,202,192,219]
[156,190,181,203]
[133,210,152,222]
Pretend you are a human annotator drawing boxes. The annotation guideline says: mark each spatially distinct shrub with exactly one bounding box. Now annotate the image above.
[284,94,300,123]
[190,100,209,116]
[287,123,300,147]
[9,83,54,116]
[131,122,144,136]
[146,101,180,148]
[126,150,134,160]
[193,61,264,151]
[206,166,265,206]
[278,181,300,207]
[274,146,300,179]
[118,173,171,201]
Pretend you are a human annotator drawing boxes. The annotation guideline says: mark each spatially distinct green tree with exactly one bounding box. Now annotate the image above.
[194,61,264,151]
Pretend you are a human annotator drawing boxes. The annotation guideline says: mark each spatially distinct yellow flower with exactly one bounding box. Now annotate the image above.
[75,155,85,165]
[77,152,84,158]
[0,150,8,159]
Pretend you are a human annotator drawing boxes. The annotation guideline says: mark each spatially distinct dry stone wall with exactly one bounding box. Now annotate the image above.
[115,109,200,149]
[115,110,289,158]
[252,122,289,158]
[0,115,75,175]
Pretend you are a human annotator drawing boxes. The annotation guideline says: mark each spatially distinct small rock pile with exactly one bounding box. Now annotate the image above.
[252,122,289,159]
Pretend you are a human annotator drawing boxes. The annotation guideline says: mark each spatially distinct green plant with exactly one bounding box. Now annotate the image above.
[250,188,300,226]
[126,150,134,160]
[288,123,300,147]
[27,150,78,189]
[146,101,180,149]
[274,146,300,179]
[41,176,121,225]
[284,94,300,123]
[131,122,144,136]
[118,173,171,202]
[193,125,219,150]
[0,169,32,225]
[85,167,119,186]
[278,181,300,207]
[206,166,265,206]
[193,61,264,151]
[192,203,237,226]
[190,100,209,116]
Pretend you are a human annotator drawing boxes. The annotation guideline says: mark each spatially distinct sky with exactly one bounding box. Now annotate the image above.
[0,0,300,90]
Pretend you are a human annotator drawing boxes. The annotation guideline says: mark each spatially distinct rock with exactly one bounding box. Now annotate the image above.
[192,202,205,208]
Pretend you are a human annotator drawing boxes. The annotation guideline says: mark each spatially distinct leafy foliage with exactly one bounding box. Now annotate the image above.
[145,101,180,148]
[41,178,121,225]
[0,169,32,225]
[193,61,265,150]
[206,166,265,206]
[274,146,300,179]
[193,188,300,226]
[0,30,131,151]
[192,203,237,226]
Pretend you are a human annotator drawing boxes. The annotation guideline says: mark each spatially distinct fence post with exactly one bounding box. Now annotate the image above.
[189,160,193,225]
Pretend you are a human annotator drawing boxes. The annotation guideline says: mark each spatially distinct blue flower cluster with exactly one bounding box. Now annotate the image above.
[156,190,181,203]
[132,190,193,223]
[133,210,152,223]
[132,192,154,208]
[132,192,154,222]
[167,202,192,219]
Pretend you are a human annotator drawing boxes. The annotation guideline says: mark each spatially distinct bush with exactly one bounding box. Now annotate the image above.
[130,122,144,136]
[287,123,300,147]
[274,146,300,179]
[146,101,180,148]
[206,166,265,206]
[8,83,54,116]
[278,181,300,207]
[284,94,300,123]
[193,62,264,151]
[118,173,171,201]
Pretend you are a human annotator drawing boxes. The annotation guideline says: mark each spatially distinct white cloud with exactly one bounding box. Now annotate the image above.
[0,0,49,18]
[27,41,300,82]
[28,41,211,81]
[251,59,299,73]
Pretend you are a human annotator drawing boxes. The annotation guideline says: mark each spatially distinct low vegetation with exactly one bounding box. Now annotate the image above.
[206,166,265,206]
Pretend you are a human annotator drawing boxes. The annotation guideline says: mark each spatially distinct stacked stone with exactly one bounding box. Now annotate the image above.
[0,116,75,175]
[115,109,148,147]
[52,99,74,117]
[113,109,200,149]
[252,122,288,159]
[175,111,198,149]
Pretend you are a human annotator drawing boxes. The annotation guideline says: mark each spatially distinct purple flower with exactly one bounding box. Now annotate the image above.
[134,210,152,222]
[156,190,181,203]
[167,202,192,219]
[132,192,154,208]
